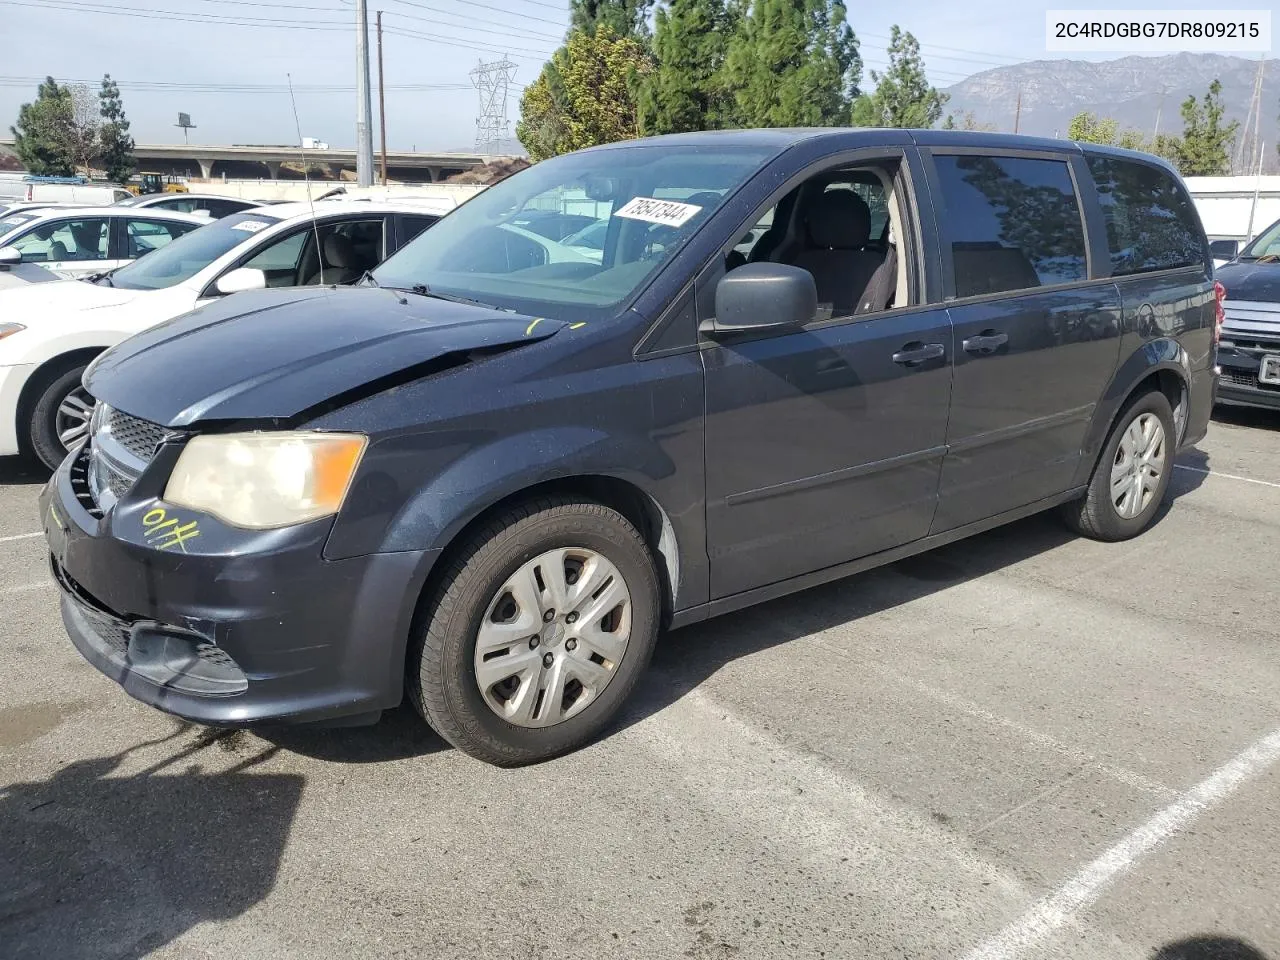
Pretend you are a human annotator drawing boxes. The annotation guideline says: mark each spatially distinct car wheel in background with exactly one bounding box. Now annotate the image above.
[28,363,93,471]
[410,497,661,766]
[1061,388,1176,542]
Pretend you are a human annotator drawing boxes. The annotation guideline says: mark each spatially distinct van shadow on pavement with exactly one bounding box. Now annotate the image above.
[0,724,304,960]
[1154,936,1272,959]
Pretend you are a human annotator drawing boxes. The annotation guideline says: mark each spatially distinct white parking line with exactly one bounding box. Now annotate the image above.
[0,531,42,544]
[1175,464,1280,490]
[961,724,1280,960]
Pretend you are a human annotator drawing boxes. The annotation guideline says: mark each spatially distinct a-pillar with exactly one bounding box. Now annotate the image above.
[264,160,282,180]
[197,157,215,180]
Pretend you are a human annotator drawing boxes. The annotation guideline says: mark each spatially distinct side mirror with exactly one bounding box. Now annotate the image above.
[0,246,21,266]
[214,266,267,295]
[1209,239,1240,260]
[704,262,817,335]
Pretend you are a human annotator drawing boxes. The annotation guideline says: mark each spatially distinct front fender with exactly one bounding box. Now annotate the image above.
[325,425,678,560]
[1073,336,1190,486]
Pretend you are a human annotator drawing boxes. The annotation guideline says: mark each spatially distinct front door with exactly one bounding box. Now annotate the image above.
[702,156,953,600]
[923,150,1123,532]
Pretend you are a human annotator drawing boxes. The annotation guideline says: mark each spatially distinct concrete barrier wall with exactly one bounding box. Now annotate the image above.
[186,179,487,208]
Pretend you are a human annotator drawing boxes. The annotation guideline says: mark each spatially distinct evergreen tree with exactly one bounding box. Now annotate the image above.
[637,0,738,135]
[941,110,994,132]
[1176,79,1238,176]
[517,27,651,161]
[98,74,135,184]
[849,26,946,128]
[570,0,653,38]
[723,0,860,128]
[10,77,75,176]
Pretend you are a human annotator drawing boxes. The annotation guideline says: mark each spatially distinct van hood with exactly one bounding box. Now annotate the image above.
[0,276,143,315]
[85,286,562,427]
[1217,261,1280,304]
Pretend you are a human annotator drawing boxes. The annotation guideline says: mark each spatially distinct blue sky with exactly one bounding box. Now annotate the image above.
[0,0,1256,151]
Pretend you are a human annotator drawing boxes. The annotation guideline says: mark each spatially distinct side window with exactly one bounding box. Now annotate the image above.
[398,215,436,248]
[934,155,1087,298]
[1086,156,1206,275]
[12,217,109,262]
[126,218,196,258]
[242,228,309,284]
[206,199,245,219]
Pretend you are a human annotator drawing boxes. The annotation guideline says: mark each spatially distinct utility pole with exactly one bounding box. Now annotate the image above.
[377,10,388,186]
[354,0,375,187]
[1013,88,1022,135]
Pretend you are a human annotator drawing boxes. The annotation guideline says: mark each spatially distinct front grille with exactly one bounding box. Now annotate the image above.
[1222,368,1280,392]
[104,407,168,461]
[52,560,132,655]
[86,404,172,511]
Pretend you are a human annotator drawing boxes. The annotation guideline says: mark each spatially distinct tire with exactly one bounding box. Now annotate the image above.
[410,497,661,766]
[1061,388,1176,542]
[27,362,94,472]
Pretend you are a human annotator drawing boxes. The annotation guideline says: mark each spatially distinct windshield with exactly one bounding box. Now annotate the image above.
[372,144,774,319]
[0,213,40,240]
[1241,218,1280,260]
[108,211,282,290]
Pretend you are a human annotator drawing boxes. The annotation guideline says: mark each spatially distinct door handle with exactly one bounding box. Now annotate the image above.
[962,331,1009,355]
[892,342,945,366]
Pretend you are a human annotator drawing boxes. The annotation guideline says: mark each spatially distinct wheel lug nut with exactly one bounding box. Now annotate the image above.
[543,609,555,623]
[565,612,578,624]
[528,636,540,649]
[566,638,577,651]
[542,652,554,668]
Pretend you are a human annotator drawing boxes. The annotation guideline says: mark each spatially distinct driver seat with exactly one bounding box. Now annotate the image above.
[307,233,366,285]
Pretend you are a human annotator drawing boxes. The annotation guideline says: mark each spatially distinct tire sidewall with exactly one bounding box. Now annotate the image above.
[1094,390,1176,539]
[28,364,88,471]
[426,507,660,761]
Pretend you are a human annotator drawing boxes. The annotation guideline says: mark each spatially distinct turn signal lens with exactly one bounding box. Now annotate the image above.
[0,322,26,341]
[165,432,367,529]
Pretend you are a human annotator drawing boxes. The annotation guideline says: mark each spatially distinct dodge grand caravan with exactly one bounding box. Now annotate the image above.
[41,130,1218,766]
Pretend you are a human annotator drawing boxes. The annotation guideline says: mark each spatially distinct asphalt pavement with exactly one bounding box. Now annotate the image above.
[2,410,1280,960]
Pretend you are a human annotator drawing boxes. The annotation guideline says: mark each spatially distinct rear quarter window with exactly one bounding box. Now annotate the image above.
[1085,155,1207,276]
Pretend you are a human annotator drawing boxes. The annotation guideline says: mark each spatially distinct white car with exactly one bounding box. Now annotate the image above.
[0,198,450,468]
[0,206,206,288]
[115,193,265,219]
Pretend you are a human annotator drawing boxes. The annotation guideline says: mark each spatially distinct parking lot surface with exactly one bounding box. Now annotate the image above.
[3,411,1280,960]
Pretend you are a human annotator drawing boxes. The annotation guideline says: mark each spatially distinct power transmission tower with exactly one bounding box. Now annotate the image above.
[470,58,517,154]
[1234,56,1266,175]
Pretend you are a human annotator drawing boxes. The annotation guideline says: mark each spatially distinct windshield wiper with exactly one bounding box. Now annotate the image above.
[83,270,115,287]
[402,283,500,310]
[357,269,379,287]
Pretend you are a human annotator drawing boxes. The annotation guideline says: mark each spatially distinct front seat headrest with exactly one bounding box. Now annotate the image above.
[806,190,871,250]
[323,232,358,269]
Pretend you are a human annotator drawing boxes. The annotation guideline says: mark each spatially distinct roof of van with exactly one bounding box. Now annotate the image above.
[583,128,1181,172]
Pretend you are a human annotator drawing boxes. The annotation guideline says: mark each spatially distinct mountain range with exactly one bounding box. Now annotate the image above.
[941,53,1278,172]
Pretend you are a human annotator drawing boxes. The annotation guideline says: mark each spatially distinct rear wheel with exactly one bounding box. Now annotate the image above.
[410,497,661,766]
[27,362,93,471]
[1061,389,1175,541]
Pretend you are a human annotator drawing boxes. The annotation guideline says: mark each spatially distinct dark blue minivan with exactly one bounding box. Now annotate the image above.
[41,130,1218,765]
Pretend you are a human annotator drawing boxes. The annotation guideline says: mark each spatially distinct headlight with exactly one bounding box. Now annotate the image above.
[0,322,25,341]
[164,431,367,529]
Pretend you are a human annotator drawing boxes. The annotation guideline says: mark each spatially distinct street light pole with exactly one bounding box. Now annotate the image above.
[355,0,375,187]
[377,10,388,186]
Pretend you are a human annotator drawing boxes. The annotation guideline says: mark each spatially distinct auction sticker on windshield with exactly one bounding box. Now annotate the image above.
[614,197,702,228]
[231,220,271,233]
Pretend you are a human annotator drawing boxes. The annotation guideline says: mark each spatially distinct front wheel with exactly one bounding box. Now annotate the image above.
[27,362,94,471]
[1061,389,1176,541]
[410,497,661,766]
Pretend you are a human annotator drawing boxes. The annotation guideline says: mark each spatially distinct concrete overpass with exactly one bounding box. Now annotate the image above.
[0,140,511,184]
